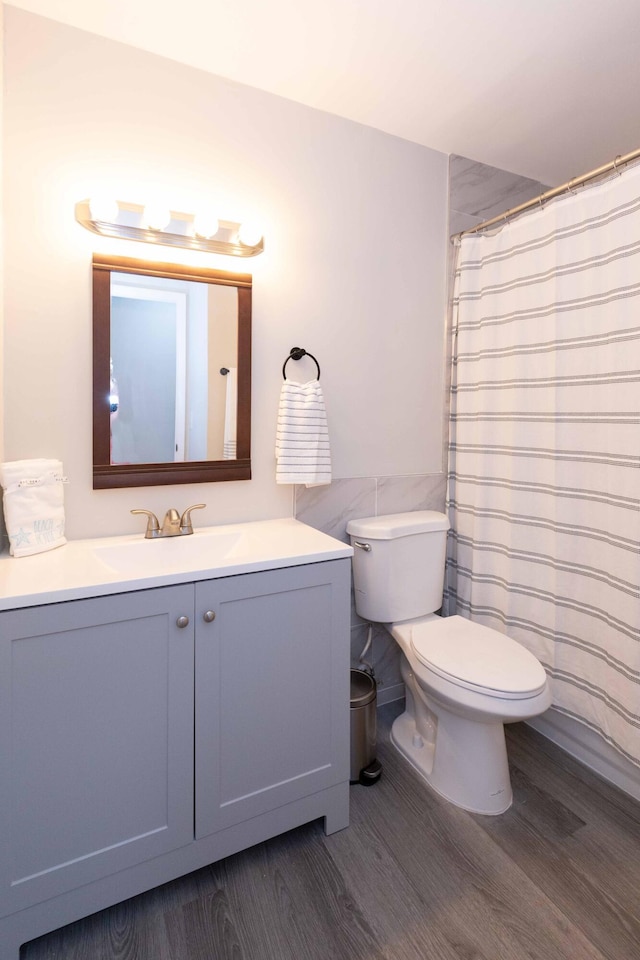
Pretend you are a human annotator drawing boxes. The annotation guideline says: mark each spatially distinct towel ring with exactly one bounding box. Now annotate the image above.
[282,347,321,380]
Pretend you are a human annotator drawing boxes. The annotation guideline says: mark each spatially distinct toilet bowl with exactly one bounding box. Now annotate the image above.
[346,511,551,815]
[389,613,551,814]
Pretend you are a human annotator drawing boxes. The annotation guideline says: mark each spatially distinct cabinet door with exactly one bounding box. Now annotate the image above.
[195,560,350,838]
[0,584,194,915]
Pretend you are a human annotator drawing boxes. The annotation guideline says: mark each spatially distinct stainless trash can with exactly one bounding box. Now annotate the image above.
[350,669,382,785]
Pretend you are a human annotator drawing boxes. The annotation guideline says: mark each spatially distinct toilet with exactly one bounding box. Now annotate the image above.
[346,510,551,815]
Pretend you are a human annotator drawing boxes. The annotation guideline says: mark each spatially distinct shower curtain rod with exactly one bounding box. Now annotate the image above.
[452,145,640,241]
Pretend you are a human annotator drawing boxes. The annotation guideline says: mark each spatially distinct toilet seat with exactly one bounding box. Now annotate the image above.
[407,615,548,700]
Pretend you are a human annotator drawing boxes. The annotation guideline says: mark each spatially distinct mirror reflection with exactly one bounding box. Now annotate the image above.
[93,255,252,489]
[109,273,238,464]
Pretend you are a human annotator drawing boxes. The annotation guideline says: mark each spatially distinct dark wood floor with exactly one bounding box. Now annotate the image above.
[24,702,640,960]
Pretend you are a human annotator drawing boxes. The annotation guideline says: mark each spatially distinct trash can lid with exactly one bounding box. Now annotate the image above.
[350,669,376,707]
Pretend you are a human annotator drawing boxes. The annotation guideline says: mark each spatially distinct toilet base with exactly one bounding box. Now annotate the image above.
[390,707,513,816]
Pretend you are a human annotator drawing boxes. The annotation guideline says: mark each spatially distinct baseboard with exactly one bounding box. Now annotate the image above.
[527,709,640,803]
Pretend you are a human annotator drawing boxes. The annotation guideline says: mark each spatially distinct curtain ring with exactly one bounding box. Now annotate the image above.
[538,193,545,209]
[613,155,622,176]
[567,177,579,196]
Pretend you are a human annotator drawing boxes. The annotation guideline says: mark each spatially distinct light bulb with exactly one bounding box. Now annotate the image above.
[89,196,119,223]
[238,222,263,247]
[142,203,171,231]
[193,211,219,239]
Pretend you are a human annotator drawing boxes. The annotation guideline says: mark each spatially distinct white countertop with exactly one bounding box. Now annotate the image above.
[0,518,353,611]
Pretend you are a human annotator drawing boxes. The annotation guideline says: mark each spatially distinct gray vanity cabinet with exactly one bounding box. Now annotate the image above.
[0,584,195,915]
[195,562,349,837]
[0,558,350,960]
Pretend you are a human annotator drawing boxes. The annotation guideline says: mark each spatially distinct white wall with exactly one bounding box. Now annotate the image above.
[2,7,448,540]
[0,2,4,463]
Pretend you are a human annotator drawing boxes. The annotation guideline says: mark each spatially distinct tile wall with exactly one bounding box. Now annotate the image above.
[449,154,548,236]
[295,473,447,703]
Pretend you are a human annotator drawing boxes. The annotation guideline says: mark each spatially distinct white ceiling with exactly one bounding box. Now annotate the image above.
[8,0,640,186]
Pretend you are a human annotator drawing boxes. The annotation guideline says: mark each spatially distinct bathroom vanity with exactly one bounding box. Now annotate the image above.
[0,519,352,960]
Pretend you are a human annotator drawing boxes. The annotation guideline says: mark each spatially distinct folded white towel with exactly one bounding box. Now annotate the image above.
[275,380,331,487]
[223,367,237,460]
[0,459,68,557]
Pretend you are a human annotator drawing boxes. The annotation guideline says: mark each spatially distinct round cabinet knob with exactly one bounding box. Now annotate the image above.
[203,610,216,623]
[176,615,190,629]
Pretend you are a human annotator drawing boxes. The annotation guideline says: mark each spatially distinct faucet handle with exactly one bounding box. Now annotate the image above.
[180,503,206,535]
[131,509,160,538]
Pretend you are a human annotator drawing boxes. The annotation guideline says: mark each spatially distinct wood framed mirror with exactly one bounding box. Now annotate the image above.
[93,254,251,489]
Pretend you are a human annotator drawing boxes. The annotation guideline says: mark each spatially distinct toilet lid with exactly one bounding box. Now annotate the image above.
[410,616,547,699]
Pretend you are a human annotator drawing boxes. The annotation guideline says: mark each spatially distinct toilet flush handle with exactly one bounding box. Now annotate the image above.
[353,540,372,552]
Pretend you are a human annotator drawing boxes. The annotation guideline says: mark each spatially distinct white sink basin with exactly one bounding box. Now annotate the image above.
[0,518,353,610]
[94,529,245,576]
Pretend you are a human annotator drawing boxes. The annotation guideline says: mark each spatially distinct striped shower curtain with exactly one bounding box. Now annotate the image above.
[446,164,640,767]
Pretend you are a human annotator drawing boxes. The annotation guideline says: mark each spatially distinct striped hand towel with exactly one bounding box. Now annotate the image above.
[275,380,331,486]
[222,367,237,460]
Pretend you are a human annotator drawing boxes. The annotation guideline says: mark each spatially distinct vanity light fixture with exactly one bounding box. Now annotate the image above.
[141,202,172,232]
[75,198,264,257]
[88,196,119,223]
[237,221,263,247]
[193,211,220,239]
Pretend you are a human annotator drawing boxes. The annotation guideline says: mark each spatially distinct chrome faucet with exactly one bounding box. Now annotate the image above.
[131,504,206,539]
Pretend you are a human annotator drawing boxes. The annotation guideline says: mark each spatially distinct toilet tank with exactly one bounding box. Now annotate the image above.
[346,511,450,623]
